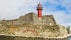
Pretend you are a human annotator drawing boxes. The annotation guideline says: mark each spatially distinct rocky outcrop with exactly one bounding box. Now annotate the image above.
[0,12,68,38]
[67,26,71,34]
[0,24,68,37]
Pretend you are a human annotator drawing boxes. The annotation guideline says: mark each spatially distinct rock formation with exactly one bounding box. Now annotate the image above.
[0,12,68,37]
[0,3,68,38]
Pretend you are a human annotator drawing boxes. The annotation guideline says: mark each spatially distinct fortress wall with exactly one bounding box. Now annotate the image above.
[17,13,57,26]
[19,13,43,25]
[19,13,34,24]
[5,20,20,25]
[42,16,56,26]
[0,13,56,26]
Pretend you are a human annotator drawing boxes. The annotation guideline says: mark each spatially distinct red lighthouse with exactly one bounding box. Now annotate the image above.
[37,3,43,18]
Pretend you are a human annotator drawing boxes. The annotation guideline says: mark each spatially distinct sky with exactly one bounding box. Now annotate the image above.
[0,0,71,27]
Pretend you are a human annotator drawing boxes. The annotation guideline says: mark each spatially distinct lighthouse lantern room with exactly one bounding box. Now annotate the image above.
[37,3,43,18]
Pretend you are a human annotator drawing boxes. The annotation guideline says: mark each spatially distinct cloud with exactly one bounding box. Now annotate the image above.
[42,0,71,26]
[0,0,21,19]
[0,0,47,19]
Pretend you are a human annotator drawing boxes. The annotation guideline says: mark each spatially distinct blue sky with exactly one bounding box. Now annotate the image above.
[0,0,71,27]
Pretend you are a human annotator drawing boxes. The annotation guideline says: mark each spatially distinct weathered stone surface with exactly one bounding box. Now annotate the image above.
[0,24,68,37]
[0,12,56,26]
[67,26,71,34]
[0,12,68,39]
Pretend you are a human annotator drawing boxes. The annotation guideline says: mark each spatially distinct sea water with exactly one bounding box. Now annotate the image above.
[68,37,71,40]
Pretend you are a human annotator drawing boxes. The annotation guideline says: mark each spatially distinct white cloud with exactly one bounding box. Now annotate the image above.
[0,0,47,19]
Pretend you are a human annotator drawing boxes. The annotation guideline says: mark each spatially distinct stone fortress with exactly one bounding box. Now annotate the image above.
[0,3,68,40]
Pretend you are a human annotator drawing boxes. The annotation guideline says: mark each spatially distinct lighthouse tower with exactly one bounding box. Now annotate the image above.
[37,3,43,18]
